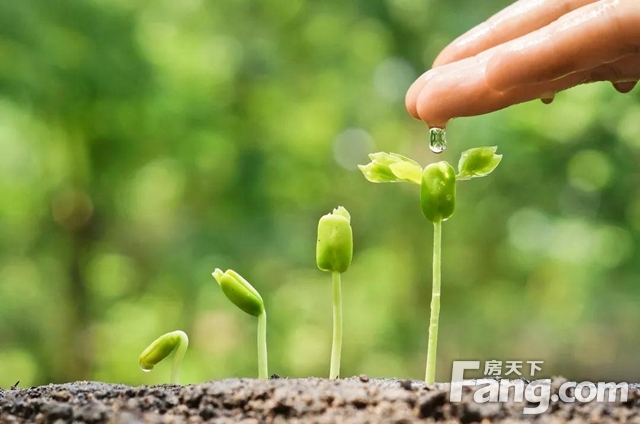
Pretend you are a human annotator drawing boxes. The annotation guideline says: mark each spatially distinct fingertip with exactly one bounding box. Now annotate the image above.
[405,81,421,119]
[405,71,434,119]
[415,85,449,129]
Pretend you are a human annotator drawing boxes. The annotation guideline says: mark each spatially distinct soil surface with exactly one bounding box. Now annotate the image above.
[1,376,638,423]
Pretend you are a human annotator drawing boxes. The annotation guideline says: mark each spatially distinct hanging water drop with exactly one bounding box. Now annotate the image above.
[540,91,555,104]
[429,127,447,154]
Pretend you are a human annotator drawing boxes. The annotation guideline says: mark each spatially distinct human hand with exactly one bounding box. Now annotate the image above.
[405,0,640,128]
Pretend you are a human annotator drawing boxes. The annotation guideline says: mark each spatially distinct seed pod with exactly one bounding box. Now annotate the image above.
[139,330,188,371]
[213,269,264,317]
[420,161,456,223]
[316,206,353,273]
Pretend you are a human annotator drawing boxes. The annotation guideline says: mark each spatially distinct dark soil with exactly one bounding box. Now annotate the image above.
[1,377,638,423]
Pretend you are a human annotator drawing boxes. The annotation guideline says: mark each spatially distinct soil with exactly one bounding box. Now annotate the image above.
[0,376,638,423]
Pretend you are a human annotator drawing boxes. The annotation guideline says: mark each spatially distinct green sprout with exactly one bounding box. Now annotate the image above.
[316,206,353,379]
[359,147,502,384]
[212,268,268,379]
[138,330,189,385]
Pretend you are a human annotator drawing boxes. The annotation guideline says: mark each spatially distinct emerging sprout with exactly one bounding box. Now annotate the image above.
[212,268,268,379]
[213,268,264,317]
[317,206,353,274]
[316,206,353,379]
[360,147,502,384]
[139,330,189,385]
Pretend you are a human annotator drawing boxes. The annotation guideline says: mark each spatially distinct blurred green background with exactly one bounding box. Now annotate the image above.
[1,0,639,387]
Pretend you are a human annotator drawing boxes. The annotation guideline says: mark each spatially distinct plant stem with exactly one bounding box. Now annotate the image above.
[257,311,268,379]
[425,220,442,385]
[170,331,189,385]
[330,271,343,379]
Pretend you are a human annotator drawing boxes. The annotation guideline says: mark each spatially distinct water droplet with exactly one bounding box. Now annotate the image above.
[429,128,447,154]
[140,366,152,373]
[613,81,637,94]
[540,91,555,104]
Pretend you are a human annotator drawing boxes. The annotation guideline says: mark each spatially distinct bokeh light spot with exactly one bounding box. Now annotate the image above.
[567,150,612,192]
[333,128,374,170]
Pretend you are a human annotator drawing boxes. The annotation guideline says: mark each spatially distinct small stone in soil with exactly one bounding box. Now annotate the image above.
[359,374,370,383]
[52,390,71,401]
[400,380,413,391]
[270,374,281,379]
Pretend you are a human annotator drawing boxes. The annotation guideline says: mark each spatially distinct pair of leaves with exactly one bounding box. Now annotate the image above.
[358,147,502,185]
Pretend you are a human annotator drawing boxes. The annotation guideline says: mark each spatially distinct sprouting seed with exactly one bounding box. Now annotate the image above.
[316,206,353,379]
[138,330,189,385]
[212,268,268,379]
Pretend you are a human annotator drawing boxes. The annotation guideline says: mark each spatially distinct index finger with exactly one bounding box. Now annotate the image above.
[433,0,597,67]
[486,0,640,91]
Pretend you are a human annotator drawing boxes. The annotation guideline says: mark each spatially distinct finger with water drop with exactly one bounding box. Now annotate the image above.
[412,52,640,125]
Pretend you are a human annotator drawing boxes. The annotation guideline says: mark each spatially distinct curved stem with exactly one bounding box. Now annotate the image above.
[425,221,442,385]
[170,331,189,385]
[330,271,343,379]
[257,311,268,379]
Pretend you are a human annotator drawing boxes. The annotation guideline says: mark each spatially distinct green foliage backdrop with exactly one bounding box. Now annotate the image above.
[1,0,639,386]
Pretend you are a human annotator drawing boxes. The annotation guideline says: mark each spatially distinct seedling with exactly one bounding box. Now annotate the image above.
[359,147,502,384]
[212,268,268,379]
[138,330,189,384]
[316,206,353,379]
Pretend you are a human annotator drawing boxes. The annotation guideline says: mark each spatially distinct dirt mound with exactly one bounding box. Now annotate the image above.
[1,377,638,423]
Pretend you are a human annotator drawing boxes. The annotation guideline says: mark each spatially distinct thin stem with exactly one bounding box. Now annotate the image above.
[425,220,442,385]
[330,271,343,379]
[257,311,268,379]
[170,331,189,385]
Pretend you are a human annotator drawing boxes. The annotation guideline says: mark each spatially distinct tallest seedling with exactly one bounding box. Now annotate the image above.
[359,147,502,384]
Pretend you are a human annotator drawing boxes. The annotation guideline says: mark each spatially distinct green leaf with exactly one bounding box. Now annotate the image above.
[389,161,423,185]
[358,152,422,184]
[457,146,502,180]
